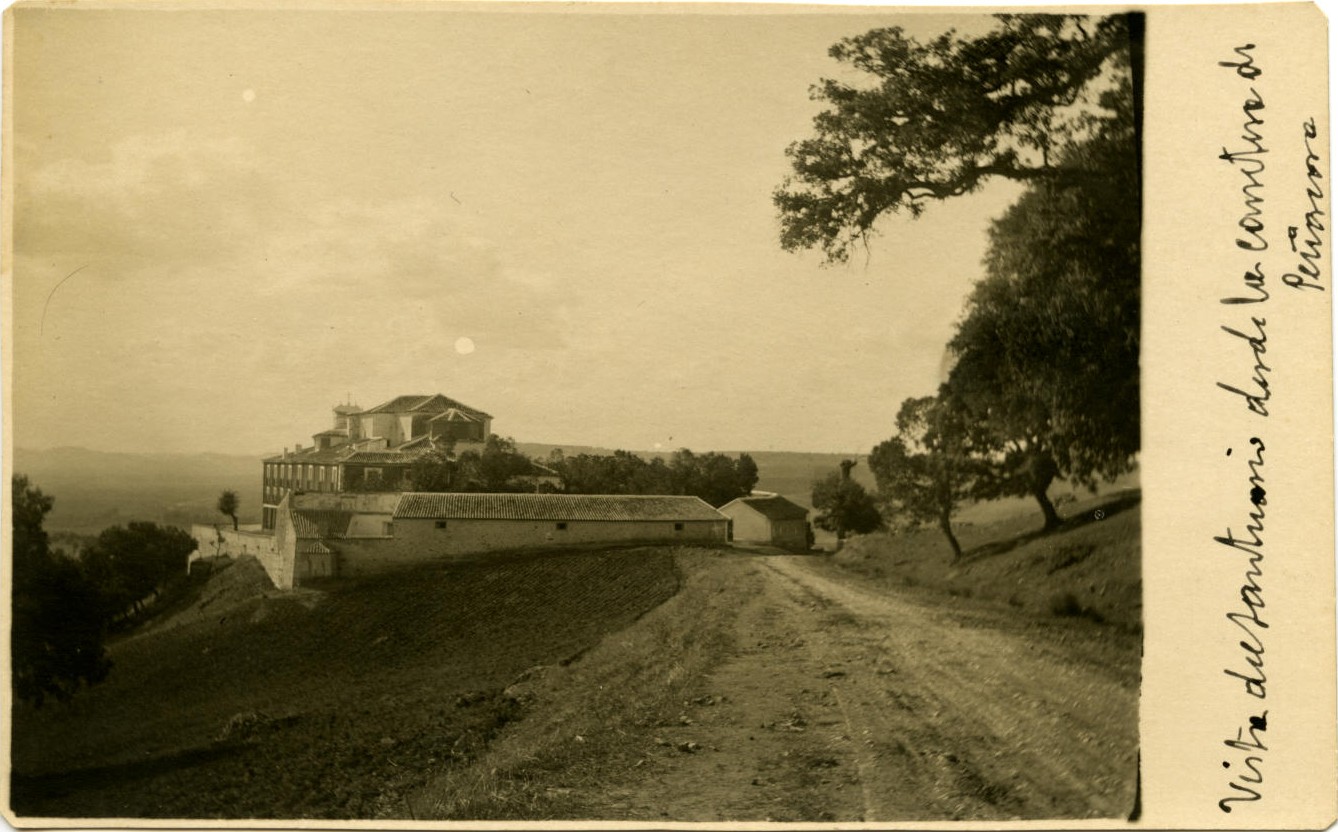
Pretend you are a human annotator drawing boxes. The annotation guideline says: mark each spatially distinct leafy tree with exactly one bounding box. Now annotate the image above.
[869,395,979,560]
[81,522,197,620]
[354,470,384,492]
[669,449,759,507]
[549,448,759,507]
[410,449,457,492]
[455,435,543,492]
[945,115,1139,529]
[217,490,239,531]
[736,453,761,495]
[811,460,883,540]
[778,13,1140,530]
[11,476,111,707]
[775,13,1136,263]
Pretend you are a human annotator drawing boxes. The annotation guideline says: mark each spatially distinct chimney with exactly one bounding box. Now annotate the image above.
[295,443,303,452]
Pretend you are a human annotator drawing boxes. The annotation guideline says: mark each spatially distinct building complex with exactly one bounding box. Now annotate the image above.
[195,393,741,589]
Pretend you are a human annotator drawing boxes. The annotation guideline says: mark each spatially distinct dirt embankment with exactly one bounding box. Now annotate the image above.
[419,547,1139,822]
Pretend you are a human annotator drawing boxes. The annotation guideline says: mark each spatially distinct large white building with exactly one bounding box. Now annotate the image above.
[260,394,495,529]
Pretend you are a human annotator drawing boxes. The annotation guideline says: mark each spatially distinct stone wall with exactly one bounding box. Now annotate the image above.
[331,517,727,577]
[189,524,287,587]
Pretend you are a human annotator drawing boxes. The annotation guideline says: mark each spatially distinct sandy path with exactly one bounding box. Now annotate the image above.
[589,553,1138,822]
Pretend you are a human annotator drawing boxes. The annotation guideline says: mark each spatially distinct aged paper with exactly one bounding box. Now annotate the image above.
[1,1,1334,829]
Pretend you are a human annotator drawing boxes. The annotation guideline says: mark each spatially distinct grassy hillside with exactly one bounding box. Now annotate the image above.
[10,548,685,819]
[832,489,1141,631]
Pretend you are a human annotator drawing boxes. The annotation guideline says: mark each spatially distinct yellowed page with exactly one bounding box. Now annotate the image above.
[1,2,1333,829]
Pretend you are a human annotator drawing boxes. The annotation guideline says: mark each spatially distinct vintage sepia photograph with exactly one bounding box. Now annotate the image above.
[6,4,1143,823]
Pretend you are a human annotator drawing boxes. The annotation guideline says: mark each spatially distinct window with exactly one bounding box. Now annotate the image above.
[435,520,448,530]
[382,521,394,536]
[674,523,684,532]
[556,522,568,531]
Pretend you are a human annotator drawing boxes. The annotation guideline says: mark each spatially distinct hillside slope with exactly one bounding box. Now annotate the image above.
[834,490,1141,630]
[10,548,684,819]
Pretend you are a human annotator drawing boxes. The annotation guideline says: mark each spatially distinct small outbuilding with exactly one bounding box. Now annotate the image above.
[719,494,811,551]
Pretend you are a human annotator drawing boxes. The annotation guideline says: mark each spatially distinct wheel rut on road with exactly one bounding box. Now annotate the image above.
[589,554,1138,822]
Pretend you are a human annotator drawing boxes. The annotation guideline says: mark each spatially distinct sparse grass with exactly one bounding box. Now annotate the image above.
[10,547,686,820]
[833,489,1141,633]
[413,550,754,820]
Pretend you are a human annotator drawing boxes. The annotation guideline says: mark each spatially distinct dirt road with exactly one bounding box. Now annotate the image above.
[588,553,1139,822]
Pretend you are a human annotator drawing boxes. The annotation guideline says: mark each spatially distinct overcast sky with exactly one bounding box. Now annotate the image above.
[9,6,1020,456]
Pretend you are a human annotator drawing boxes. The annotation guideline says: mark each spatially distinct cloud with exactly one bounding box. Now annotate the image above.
[15,131,571,352]
[15,131,268,264]
[12,130,574,453]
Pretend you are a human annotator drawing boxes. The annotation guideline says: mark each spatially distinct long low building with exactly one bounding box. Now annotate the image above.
[194,491,728,589]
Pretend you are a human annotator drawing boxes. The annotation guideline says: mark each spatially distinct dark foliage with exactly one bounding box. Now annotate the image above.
[547,448,759,508]
[409,449,458,492]
[81,521,197,622]
[775,14,1134,263]
[216,490,239,531]
[778,13,1139,530]
[11,475,111,707]
[811,461,883,539]
[454,436,548,493]
[868,395,980,560]
[946,100,1139,528]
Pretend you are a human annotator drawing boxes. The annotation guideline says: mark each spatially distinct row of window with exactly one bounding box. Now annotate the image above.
[265,462,341,492]
[265,462,338,482]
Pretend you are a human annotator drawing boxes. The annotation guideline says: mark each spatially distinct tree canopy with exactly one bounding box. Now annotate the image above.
[81,522,197,621]
[779,13,1140,532]
[548,448,760,508]
[868,395,979,559]
[409,448,458,492]
[811,460,883,540]
[775,14,1135,263]
[454,436,548,493]
[217,490,239,531]
[12,475,111,707]
[944,104,1139,528]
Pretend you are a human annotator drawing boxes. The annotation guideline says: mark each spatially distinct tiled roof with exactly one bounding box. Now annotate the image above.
[725,495,810,522]
[296,540,332,555]
[343,451,423,465]
[312,429,350,437]
[393,493,726,522]
[264,446,356,464]
[362,394,492,420]
[290,510,354,538]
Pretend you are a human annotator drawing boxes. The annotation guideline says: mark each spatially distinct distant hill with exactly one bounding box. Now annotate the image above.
[12,447,262,535]
[13,444,873,535]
